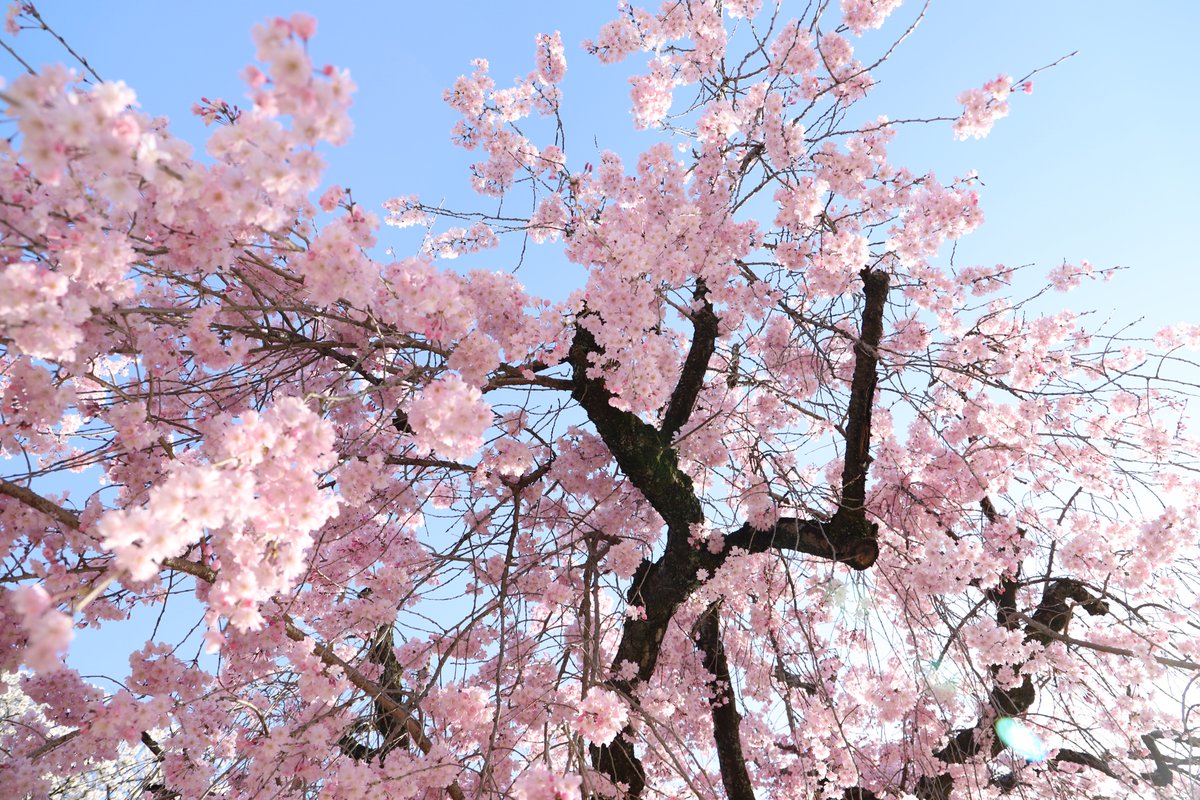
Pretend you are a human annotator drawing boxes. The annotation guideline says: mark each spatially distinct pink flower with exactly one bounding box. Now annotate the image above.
[13,585,73,672]
[724,0,762,19]
[571,688,628,745]
[318,184,343,212]
[512,766,583,800]
[841,0,903,35]
[383,194,431,228]
[629,58,675,128]
[534,31,566,84]
[954,74,1013,140]
[5,2,21,35]
[584,17,640,64]
[289,12,317,41]
[408,374,493,461]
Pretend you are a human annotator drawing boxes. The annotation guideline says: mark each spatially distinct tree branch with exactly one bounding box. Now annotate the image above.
[919,578,1117,798]
[720,516,878,571]
[0,480,463,799]
[365,624,412,760]
[660,282,719,440]
[571,270,892,797]
[1141,732,1175,787]
[836,268,889,519]
[1053,748,1118,778]
[0,477,82,530]
[282,616,466,800]
[693,602,757,800]
[568,320,703,534]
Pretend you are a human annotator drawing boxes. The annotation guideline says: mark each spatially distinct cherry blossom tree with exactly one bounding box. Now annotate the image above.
[2,2,1199,799]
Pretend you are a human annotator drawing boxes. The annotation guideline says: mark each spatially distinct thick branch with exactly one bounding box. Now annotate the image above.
[660,283,719,440]
[721,516,878,571]
[979,498,1022,632]
[1026,578,1110,647]
[589,513,880,796]
[694,603,756,800]
[938,579,1110,762]
[0,477,82,530]
[837,268,889,518]
[1054,748,1118,778]
[568,322,703,534]
[1141,733,1175,787]
[138,732,179,799]
[366,624,412,759]
[590,734,647,800]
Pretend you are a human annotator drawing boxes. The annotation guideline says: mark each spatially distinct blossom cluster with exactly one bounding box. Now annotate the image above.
[407,374,493,462]
[954,73,1014,140]
[96,398,339,632]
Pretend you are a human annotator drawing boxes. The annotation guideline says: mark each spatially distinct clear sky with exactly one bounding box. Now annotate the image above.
[9,1,1199,323]
[5,1,1198,680]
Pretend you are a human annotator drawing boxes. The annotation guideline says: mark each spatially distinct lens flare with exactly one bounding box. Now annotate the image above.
[994,717,1049,763]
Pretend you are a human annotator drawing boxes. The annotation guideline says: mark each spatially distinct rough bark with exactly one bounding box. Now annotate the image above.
[568,321,703,535]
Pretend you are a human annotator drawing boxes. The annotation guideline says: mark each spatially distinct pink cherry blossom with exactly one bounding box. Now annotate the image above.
[571,687,628,744]
[840,0,903,35]
[954,73,1014,140]
[408,374,492,461]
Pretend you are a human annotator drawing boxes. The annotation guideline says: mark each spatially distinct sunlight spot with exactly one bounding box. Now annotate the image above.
[994,717,1049,762]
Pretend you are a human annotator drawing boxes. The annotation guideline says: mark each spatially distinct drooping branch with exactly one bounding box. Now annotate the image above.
[0,479,464,800]
[660,282,719,440]
[884,549,1195,799]
[693,602,757,800]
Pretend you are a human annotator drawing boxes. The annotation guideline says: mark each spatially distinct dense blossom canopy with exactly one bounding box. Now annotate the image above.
[1,2,1198,799]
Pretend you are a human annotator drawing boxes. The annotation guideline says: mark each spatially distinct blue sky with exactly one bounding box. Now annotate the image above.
[6,2,1198,680]
[9,1,1199,324]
